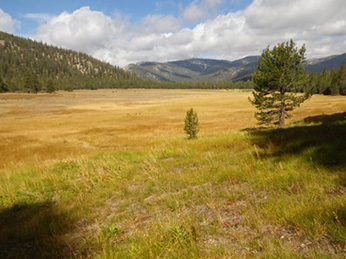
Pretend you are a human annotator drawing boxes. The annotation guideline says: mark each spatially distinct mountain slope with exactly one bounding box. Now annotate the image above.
[0,31,136,91]
[126,57,259,83]
[127,54,346,83]
[305,53,346,73]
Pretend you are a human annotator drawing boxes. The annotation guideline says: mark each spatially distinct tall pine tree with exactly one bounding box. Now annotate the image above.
[249,40,310,126]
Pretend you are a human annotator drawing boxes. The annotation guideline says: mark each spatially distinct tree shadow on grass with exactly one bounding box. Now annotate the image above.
[246,113,346,244]
[246,112,346,169]
[0,201,77,258]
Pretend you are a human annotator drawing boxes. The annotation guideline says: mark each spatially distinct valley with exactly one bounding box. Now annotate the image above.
[0,89,345,257]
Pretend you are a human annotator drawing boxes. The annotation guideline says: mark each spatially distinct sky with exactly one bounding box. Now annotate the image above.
[1,0,346,67]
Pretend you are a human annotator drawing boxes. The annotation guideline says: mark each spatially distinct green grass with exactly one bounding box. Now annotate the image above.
[1,113,345,258]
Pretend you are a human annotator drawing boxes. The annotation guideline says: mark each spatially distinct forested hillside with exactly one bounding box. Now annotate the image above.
[0,31,139,92]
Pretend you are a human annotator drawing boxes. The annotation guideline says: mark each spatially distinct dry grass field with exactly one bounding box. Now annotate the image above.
[1,89,344,169]
[0,89,345,258]
[1,89,254,169]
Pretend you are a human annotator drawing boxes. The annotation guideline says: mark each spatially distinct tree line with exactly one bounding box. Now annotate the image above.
[307,63,346,95]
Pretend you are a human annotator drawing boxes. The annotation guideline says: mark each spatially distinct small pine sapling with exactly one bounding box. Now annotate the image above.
[184,108,199,139]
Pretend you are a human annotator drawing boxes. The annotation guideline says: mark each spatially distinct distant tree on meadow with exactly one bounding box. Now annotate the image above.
[24,72,41,93]
[46,79,56,93]
[184,108,199,139]
[0,75,8,92]
[332,62,346,95]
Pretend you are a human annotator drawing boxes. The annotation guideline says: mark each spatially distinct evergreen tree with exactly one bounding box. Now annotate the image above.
[319,69,333,95]
[249,40,310,126]
[330,69,341,95]
[24,72,41,93]
[336,62,346,95]
[46,79,56,93]
[0,75,8,92]
[184,108,199,139]
[308,73,319,94]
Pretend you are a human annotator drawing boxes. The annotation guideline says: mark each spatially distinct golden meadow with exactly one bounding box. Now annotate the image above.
[0,89,345,258]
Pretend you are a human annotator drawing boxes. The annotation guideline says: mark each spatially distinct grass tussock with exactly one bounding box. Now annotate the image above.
[0,90,345,257]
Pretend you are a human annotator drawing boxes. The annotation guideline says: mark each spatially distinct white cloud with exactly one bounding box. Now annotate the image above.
[0,9,20,33]
[183,1,207,23]
[36,7,124,53]
[139,14,181,34]
[242,0,346,58]
[34,1,346,67]
[22,13,53,24]
[183,0,226,23]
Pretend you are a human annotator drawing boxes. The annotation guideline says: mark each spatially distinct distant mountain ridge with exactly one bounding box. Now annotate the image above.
[306,53,346,73]
[126,53,346,83]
